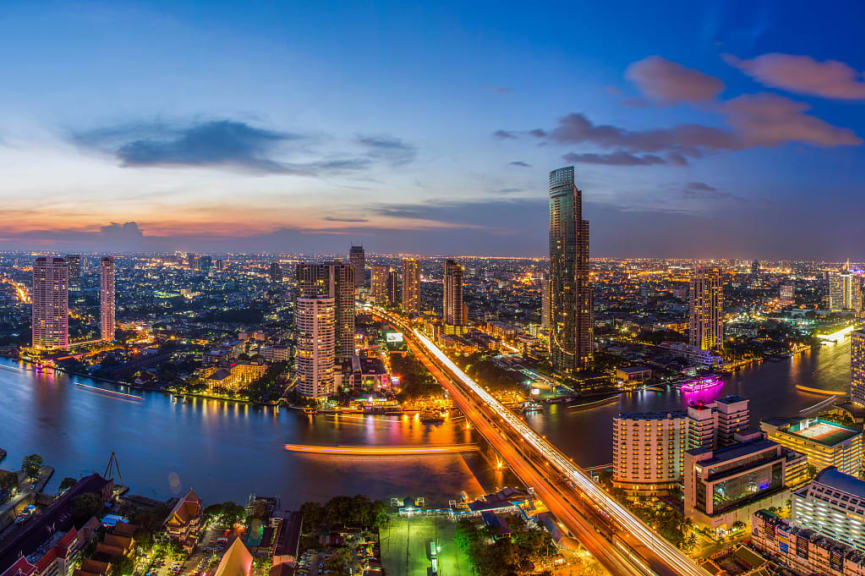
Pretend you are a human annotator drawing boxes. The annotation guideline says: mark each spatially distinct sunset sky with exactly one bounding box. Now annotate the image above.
[1,0,864,257]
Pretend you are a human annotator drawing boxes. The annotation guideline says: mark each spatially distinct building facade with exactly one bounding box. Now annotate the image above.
[65,254,82,292]
[349,245,365,290]
[830,269,861,312]
[443,259,467,331]
[853,330,865,407]
[401,258,420,314]
[295,297,335,399]
[761,417,862,477]
[612,411,688,492]
[370,265,389,305]
[386,268,398,307]
[792,467,865,553]
[548,166,592,373]
[689,266,724,350]
[715,395,750,448]
[295,263,355,362]
[32,257,69,349]
[100,256,115,342]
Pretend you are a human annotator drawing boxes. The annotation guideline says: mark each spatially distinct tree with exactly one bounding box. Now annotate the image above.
[0,470,17,491]
[71,492,104,525]
[59,477,78,491]
[22,454,43,480]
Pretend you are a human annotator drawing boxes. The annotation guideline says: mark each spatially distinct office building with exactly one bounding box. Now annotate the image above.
[762,417,862,476]
[443,259,467,331]
[792,467,865,553]
[269,261,282,283]
[349,245,365,290]
[32,257,69,349]
[295,263,355,361]
[548,166,592,373]
[100,257,115,342]
[370,265,389,305]
[752,508,865,576]
[684,437,791,532]
[830,268,861,312]
[66,254,82,291]
[295,297,335,399]
[386,268,398,307]
[852,330,865,406]
[402,258,420,314]
[689,266,724,350]
[780,283,795,307]
[612,411,688,493]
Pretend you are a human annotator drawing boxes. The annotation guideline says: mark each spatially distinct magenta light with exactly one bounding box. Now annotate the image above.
[679,376,723,393]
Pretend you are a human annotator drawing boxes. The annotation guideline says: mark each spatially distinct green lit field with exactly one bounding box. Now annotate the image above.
[380,514,472,576]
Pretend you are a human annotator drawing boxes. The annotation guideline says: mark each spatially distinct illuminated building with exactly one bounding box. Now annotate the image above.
[687,403,717,450]
[443,259,467,332]
[761,417,862,476]
[204,362,266,393]
[32,256,69,349]
[65,254,82,292]
[685,437,791,532]
[852,330,865,406]
[792,466,865,553]
[349,245,365,290]
[401,257,420,314]
[386,268,398,306]
[100,256,115,342]
[548,166,592,373]
[370,265,388,305]
[751,259,760,276]
[780,283,795,307]
[295,263,355,361]
[197,255,213,274]
[689,266,723,350]
[715,395,750,448]
[830,267,861,312]
[540,275,550,331]
[295,297,335,399]
[612,411,688,493]
[269,261,282,283]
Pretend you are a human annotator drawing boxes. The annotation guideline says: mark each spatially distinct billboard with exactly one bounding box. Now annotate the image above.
[386,332,404,343]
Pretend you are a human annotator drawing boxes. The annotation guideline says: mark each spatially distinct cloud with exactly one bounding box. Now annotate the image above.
[509,160,531,167]
[682,182,742,201]
[493,129,517,140]
[356,135,417,166]
[323,216,370,223]
[562,150,671,166]
[725,53,865,100]
[101,221,144,239]
[626,56,725,103]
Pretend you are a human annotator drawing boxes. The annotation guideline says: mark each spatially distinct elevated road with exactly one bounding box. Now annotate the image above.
[372,308,710,576]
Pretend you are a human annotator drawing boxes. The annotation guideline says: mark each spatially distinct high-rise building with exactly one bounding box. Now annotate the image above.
[386,268,398,307]
[540,276,550,331]
[32,257,69,349]
[370,265,389,305]
[761,417,862,476]
[715,395,750,447]
[751,259,760,276]
[197,255,213,274]
[612,411,688,493]
[548,166,592,373]
[829,269,860,312]
[852,330,865,406]
[349,245,365,290]
[295,263,355,361]
[792,467,865,553]
[402,258,420,314]
[295,297,335,399]
[779,284,795,307]
[100,257,115,342]
[689,266,724,350]
[269,261,282,283]
[66,254,82,292]
[443,259,467,330]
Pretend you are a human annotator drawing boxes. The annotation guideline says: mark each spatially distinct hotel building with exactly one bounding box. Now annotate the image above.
[792,467,865,553]
[295,297,335,399]
[852,330,865,407]
[761,417,862,477]
[100,257,115,342]
[612,411,688,493]
[32,256,69,349]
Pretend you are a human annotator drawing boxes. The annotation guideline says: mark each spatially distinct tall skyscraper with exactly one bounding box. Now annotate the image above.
[779,283,795,307]
[548,166,592,373]
[32,257,69,349]
[100,257,115,342]
[829,267,860,312]
[349,245,365,290]
[852,330,865,406]
[540,275,550,331]
[295,263,355,361]
[386,268,398,307]
[371,265,389,305]
[295,297,335,399]
[269,261,282,283]
[689,266,724,350]
[401,258,420,314]
[443,259,467,330]
[197,255,213,274]
[66,254,82,292]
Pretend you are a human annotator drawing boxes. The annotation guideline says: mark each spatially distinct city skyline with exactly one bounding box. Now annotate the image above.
[0,1,864,257]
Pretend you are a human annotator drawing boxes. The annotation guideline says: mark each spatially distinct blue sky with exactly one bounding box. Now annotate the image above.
[0,0,864,257]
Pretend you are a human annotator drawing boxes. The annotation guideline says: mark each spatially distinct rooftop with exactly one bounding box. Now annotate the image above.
[787,418,861,447]
[813,466,865,500]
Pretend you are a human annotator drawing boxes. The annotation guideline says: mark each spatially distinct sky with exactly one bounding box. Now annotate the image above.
[1,0,864,258]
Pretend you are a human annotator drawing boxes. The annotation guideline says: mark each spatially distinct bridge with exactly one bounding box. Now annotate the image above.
[372,307,710,576]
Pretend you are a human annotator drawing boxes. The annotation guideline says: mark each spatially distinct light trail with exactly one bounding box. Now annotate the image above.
[284,443,479,455]
[412,327,711,576]
[817,324,859,343]
[76,382,144,402]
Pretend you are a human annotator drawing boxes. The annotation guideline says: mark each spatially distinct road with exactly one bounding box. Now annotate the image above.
[372,308,710,576]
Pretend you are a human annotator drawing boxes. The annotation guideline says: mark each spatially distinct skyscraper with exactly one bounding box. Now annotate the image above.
[829,268,860,312]
[32,257,69,349]
[66,254,82,292]
[386,268,398,307]
[443,259,467,331]
[349,245,365,290]
[295,297,335,399]
[852,330,865,406]
[548,166,592,373]
[402,258,420,314]
[295,263,355,361]
[540,275,550,331]
[269,261,282,283]
[371,265,389,305]
[689,266,724,350]
[100,256,115,342]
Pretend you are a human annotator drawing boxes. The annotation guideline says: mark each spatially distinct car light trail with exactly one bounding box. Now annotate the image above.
[284,443,479,455]
[413,328,711,576]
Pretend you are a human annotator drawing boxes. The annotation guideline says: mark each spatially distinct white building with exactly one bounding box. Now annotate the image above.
[612,411,688,492]
[32,257,69,349]
[100,256,115,342]
[792,466,865,553]
[295,297,335,399]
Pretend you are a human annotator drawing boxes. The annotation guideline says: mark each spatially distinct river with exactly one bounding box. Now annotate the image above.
[0,339,851,507]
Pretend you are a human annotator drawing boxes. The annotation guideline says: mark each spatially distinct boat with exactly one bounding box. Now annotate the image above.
[521,401,542,414]
[302,407,317,415]
[420,410,445,424]
[679,375,723,393]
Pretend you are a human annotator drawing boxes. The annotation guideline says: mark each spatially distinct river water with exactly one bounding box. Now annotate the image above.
[0,339,851,507]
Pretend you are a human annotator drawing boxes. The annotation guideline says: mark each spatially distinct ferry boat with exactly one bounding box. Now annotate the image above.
[679,375,723,393]
[521,401,543,414]
[419,410,445,424]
